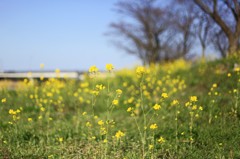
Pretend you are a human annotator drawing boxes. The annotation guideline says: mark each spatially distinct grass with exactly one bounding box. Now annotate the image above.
[0,57,239,159]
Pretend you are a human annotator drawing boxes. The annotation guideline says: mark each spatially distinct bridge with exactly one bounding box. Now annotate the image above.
[0,71,85,80]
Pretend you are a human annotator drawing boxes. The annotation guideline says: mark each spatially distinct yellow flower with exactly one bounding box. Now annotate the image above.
[234,66,240,72]
[46,92,53,97]
[40,76,44,81]
[92,90,99,96]
[212,83,217,88]
[106,64,114,71]
[158,136,165,143]
[103,139,108,143]
[112,99,119,105]
[153,104,161,110]
[185,102,190,107]
[1,98,6,103]
[192,105,197,110]
[136,66,145,77]
[40,63,44,69]
[28,118,32,122]
[190,96,197,102]
[115,130,125,139]
[55,69,60,74]
[9,109,16,115]
[82,112,87,116]
[227,73,231,77]
[80,82,89,88]
[161,93,168,98]
[127,107,133,112]
[40,107,45,112]
[96,84,105,90]
[116,89,122,95]
[86,122,92,127]
[172,100,179,105]
[98,120,104,126]
[100,127,107,135]
[148,144,154,150]
[89,65,98,73]
[150,123,158,130]
[58,137,63,142]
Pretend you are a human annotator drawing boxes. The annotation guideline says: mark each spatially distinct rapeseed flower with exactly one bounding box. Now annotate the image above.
[112,99,119,105]
[106,64,114,71]
[28,118,32,122]
[9,109,16,115]
[115,130,125,139]
[40,63,44,69]
[116,89,122,95]
[234,66,240,72]
[212,83,217,88]
[55,69,60,74]
[150,123,158,130]
[148,144,154,150]
[100,127,107,135]
[127,107,133,112]
[86,122,92,127]
[171,100,179,105]
[153,104,161,110]
[185,102,190,107]
[103,139,108,143]
[190,96,197,102]
[98,120,104,126]
[89,65,98,73]
[96,84,105,90]
[40,107,45,112]
[136,66,145,77]
[192,105,197,110]
[158,136,166,143]
[1,98,6,103]
[58,137,63,142]
[161,93,168,98]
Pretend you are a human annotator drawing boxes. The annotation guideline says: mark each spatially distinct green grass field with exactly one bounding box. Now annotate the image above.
[0,57,239,159]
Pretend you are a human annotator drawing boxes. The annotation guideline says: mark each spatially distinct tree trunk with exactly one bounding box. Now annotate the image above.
[202,45,206,61]
[228,36,239,56]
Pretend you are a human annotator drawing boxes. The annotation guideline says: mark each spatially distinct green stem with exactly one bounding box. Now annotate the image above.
[139,76,146,158]
[190,113,193,150]
[175,106,178,152]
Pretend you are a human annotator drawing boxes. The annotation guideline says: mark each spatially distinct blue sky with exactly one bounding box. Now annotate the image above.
[0,0,140,71]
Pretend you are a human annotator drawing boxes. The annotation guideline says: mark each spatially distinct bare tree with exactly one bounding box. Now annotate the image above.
[212,29,229,58]
[194,13,212,59]
[170,3,196,59]
[193,0,240,56]
[108,0,167,65]
[107,0,196,64]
